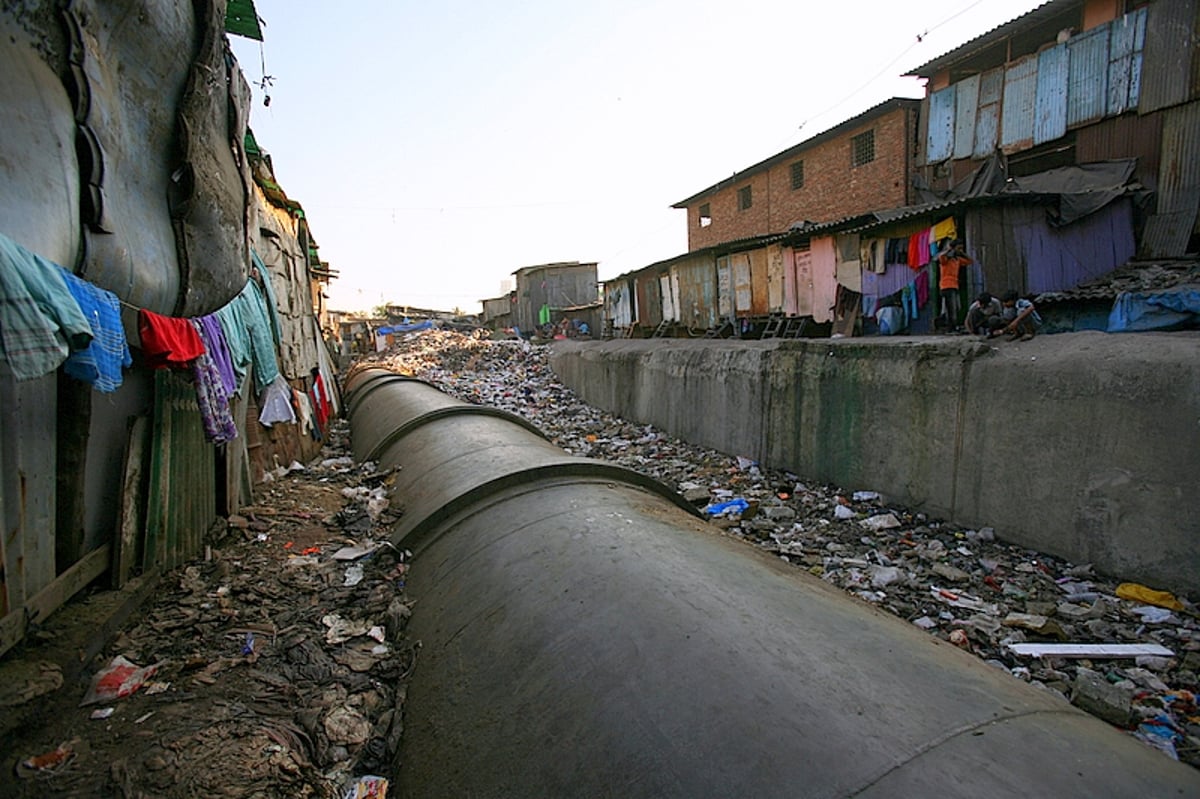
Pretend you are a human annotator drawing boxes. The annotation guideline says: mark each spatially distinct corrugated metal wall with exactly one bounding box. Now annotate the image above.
[732,253,752,314]
[767,244,785,314]
[1142,100,1200,257]
[1002,54,1038,153]
[1138,0,1199,114]
[673,254,718,331]
[143,369,216,572]
[974,67,1004,159]
[1069,25,1110,127]
[1035,44,1069,145]
[1108,8,1147,116]
[926,8,1153,165]
[717,256,732,318]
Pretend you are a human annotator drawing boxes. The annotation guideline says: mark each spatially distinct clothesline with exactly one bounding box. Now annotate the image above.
[0,230,337,447]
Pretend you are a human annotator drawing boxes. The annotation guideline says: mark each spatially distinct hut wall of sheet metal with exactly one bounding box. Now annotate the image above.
[0,1,338,658]
[343,366,1200,798]
[511,262,599,334]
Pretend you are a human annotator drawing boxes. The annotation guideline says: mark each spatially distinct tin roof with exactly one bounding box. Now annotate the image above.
[670,98,920,208]
[904,0,1083,79]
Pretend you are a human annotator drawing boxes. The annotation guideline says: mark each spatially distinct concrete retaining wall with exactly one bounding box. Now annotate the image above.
[549,332,1200,594]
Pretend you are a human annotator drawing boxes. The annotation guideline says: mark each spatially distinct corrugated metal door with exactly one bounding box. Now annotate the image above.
[717,256,732,318]
[1001,54,1037,152]
[927,85,955,163]
[750,248,770,316]
[1069,25,1110,127]
[659,274,677,322]
[783,248,799,317]
[1035,44,1069,145]
[790,246,813,318]
[1139,0,1198,114]
[732,252,752,314]
[974,67,1004,158]
[1108,7,1147,116]
[953,74,980,160]
[767,244,785,313]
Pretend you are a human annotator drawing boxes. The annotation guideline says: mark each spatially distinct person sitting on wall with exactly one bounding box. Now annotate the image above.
[936,238,974,333]
[965,291,1003,337]
[999,290,1041,341]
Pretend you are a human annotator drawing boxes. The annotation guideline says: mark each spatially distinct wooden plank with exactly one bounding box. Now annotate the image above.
[0,544,110,659]
[112,415,149,588]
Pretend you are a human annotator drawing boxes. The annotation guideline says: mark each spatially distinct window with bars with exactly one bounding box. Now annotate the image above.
[738,185,752,211]
[851,129,875,167]
[790,160,804,190]
[699,203,711,227]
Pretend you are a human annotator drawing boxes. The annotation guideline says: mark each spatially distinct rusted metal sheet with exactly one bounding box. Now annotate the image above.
[1107,7,1147,117]
[1139,0,1199,114]
[673,254,718,331]
[927,85,955,163]
[953,74,980,160]
[732,253,752,314]
[1001,54,1037,153]
[786,246,814,318]
[1075,112,1163,188]
[1035,44,1069,145]
[634,269,663,330]
[1068,25,1109,128]
[749,248,770,316]
[973,67,1004,159]
[144,369,216,572]
[717,256,732,318]
[1142,100,1200,258]
[767,244,785,314]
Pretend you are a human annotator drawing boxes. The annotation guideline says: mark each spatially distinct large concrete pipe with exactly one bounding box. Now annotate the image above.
[344,368,1200,798]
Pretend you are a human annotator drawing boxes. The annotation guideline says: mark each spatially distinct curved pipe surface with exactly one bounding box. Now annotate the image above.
[345,369,1200,798]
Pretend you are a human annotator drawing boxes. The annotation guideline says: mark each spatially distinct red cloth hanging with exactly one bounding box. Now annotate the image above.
[138,308,206,368]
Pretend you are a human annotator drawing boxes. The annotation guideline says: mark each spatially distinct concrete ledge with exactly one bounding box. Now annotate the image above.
[549,332,1200,594]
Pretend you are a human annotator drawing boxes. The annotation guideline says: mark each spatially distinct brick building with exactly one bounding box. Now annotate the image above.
[671,98,920,252]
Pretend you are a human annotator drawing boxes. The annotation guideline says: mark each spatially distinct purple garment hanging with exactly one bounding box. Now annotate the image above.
[195,313,237,396]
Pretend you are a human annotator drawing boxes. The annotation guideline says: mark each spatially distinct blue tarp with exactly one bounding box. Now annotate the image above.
[377,320,436,335]
[1107,287,1200,332]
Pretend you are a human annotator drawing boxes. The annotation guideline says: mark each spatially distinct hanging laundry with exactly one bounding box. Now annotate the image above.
[915,268,930,309]
[138,308,205,368]
[57,266,131,392]
[190,321,237,444]
[214,299,251,392]
[258,373,296,427]
[292,387,314,436]
[218,280,280,394]
[932,217,957,243]
[251,250,283,346]
[193,314,237,397]
[907,232,923,270]
[902,283,918,323]
[0,233,93,381]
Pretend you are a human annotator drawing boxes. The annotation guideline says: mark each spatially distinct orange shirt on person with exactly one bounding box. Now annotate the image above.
[938,251,973,291]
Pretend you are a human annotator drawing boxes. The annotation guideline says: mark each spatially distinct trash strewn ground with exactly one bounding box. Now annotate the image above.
[0,423,409,798]
[1,328,1196,797]
[362,328,1199,768]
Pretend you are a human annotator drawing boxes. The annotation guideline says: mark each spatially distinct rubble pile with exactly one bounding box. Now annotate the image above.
[363,329,1200,768]
[5,423,410,798]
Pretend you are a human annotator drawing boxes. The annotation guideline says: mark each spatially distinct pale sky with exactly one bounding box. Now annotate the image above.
[230,0,1046,315]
